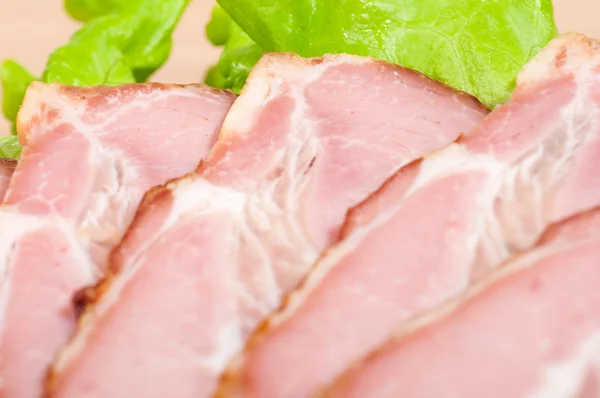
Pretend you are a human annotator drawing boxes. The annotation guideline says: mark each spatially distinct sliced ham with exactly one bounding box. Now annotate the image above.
[0,82,235,398]
[6,82,236,269]
[0,158,17,200]
[322,208,600,398]
[216,33,600,398]
[45,53,487,398]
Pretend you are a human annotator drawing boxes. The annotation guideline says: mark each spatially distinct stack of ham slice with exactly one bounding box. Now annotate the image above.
[0,82,235,398]
[3,31,599,398]
[216,33,600,397]
[211,33,600,397]
[44,53,487,398]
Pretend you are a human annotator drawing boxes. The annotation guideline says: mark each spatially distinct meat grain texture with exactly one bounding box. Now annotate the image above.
[217,33,600,398]
[45,53,487,398]
[0,82,235,398]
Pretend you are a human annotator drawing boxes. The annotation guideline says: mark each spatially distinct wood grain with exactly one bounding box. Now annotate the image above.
[0,0,597,136]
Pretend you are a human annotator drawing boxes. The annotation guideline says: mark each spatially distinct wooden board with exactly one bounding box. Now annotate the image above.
[0,0,597,136]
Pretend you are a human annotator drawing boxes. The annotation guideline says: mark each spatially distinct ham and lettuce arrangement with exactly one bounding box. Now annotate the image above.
[1,1,600,397]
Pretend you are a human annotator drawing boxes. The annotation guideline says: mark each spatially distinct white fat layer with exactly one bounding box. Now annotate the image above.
[528,333,600,398]
[265,69,322,278]
[406,143,468,194]
[77,144,141,269]
[196,318,244,372]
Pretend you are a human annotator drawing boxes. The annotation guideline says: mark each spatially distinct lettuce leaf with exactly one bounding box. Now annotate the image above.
[0,0,189,157]
[64,0,126,22]
[216,24,264,93]
[205,5,264,93]
[204,64,227,89]
[217,0,557,107]
[0,136,22,160]
[46,0,189,85]
[1,60,37,134]
[206,5,233,46]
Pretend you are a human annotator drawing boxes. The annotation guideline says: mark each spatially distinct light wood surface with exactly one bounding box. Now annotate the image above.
[0,0,597,136]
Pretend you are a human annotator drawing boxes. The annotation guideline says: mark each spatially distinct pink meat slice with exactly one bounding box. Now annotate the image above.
[322,208,600,398]
[216,33,600,398]
[0,159,17,200]
[45,53,487,398]
[0,82,235,398]
[7,82,236,268]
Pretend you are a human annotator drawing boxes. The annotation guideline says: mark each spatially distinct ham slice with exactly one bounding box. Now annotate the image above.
[322,208,600,398]
[5,82,235,269]
[0,82,235,398]
[45,53,487,398]
[216,33,600,398]
[0,158,16,200]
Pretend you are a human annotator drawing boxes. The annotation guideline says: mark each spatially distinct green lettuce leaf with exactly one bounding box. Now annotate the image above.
[216,0,557,107]
[0,136,22,160]
[216,24,264,92]
[1,60,37,134]
[64,0,126,22]
[46,0,189,85]
[205,5,264,93]
[204,64,227,89]
[1,0,190,157]
[206,5,233,46]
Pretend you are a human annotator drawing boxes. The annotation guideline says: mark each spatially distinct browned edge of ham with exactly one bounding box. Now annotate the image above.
[0,158,17,200]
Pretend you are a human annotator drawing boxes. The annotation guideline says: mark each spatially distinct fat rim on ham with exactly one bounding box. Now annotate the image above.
[215,33,600,398]
[45,52,487,398]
